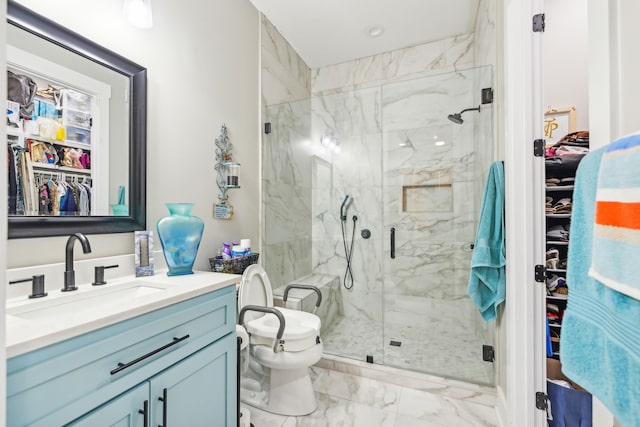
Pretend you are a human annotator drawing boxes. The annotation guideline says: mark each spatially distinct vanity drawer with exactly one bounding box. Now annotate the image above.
[7,286,236,427]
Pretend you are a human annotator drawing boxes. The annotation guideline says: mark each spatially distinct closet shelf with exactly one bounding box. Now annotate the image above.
[546,185,575,192]
[22,133,92,151]
[546,241,569,246]
[546,214,572,219]
[547,294,569,301]
[547,268,567,273]
[32,163,91,175]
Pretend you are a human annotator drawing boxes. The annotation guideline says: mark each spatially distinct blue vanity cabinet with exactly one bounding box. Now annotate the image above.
[7,285,237,427]
[149,334,235,427]
[67,383,148,427]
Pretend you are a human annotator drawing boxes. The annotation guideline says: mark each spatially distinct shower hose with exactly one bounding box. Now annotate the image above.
[341,215,357,290]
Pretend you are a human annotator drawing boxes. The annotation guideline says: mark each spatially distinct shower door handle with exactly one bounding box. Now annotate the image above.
[390,227,395,259]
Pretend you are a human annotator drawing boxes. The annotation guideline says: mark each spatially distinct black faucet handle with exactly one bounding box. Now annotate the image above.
[92,264,119,286]
[9,275,48,298]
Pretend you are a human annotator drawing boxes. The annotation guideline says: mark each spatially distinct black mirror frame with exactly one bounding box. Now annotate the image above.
[7,1,146,238]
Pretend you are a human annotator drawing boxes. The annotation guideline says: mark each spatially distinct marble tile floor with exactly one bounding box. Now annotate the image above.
[321,316,494,386]
[246,364,497,427]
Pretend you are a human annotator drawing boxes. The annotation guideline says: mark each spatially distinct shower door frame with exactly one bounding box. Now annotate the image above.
[379,66,496,385]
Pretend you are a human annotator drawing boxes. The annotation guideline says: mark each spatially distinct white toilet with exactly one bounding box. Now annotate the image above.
[237,265,323,416]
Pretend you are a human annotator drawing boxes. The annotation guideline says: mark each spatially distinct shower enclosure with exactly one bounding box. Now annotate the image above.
[262,66,495,385]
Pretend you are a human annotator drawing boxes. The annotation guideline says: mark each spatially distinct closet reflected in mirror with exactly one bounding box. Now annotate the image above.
[7,1,147,238]
[7,21,128,217]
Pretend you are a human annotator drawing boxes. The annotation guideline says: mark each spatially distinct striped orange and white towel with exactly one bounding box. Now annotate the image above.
[589,131,640,300]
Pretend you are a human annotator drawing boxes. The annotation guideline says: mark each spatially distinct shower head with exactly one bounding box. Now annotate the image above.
[447,113,464,124]
[447,105,481,124]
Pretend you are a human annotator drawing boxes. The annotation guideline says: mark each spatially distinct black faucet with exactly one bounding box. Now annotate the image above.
[63,233,92,292]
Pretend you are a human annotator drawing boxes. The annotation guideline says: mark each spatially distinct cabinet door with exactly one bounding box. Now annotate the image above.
[150,333,236,427]
[67,383,149,427]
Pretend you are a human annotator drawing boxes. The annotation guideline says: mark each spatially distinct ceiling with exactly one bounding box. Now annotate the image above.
[249,0,481,69]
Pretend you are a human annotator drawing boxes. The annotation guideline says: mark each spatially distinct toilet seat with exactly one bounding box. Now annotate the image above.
[245,307,321,351]
[239,265,322,352]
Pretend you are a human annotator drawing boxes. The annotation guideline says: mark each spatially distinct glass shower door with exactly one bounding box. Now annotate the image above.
[308,86,385,364]
[381,67,495,385]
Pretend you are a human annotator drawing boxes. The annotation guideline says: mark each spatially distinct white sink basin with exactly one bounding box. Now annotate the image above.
[7,281,167,321]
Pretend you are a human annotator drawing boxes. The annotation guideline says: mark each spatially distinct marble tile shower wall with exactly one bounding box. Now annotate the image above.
[261,15,313,289]
[311,34,474,97]
[261,15,311,106]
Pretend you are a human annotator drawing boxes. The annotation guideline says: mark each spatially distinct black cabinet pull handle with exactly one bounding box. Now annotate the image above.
[390,227,396,259]
[111,335,190,375]
[158,388,168,427]
[139,400,149,427]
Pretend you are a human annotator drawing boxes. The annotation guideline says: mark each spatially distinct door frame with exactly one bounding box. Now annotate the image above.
[500,0,547,425]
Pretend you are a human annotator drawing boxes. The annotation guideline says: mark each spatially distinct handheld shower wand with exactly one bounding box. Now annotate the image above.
[340,195,351,221]
[339,194,357,290]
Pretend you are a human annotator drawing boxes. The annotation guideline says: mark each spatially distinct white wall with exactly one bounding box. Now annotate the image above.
[589,0,640,149]
[613,1,640,139]
[543,0,589,132]
[7,0,260,272]
[588,0,640,425]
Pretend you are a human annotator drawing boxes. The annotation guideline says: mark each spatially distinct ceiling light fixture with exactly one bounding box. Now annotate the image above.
[366,25,385,38]
[435,140,446,146]
[123,0,153,29]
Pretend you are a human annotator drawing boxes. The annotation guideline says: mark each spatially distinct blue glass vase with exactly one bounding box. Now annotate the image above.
[156,203,204,276]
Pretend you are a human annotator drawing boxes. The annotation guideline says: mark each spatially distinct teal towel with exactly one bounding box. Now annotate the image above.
[561,147,640,427]
[467,161,505,322]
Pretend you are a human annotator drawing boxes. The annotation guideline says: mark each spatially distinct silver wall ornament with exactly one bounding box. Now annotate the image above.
[214,124,240,219]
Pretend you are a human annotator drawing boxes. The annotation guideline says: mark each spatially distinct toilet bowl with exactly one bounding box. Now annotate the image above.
[238,265,323,416]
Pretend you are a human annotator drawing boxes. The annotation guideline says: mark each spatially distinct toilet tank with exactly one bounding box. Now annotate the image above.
[272,273,343,338]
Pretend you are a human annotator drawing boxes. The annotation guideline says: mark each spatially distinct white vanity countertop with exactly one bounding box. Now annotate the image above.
[6,270,241,358]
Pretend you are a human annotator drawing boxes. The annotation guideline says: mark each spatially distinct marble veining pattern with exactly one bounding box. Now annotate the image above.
[263,240,312,291]
[263,100,313,187]
[473,0,497,69]
[311,87,382,138]
[312,34,475,97]
[261,15,311,106]
[247,365,497,427]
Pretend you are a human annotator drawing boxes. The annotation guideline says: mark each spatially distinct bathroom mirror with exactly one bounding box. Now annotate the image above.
[7,1,146,238]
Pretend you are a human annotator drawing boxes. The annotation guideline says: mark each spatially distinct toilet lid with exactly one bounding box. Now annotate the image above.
[238,264,274,322]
